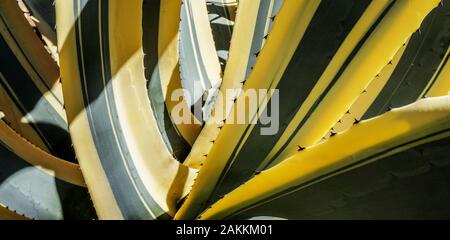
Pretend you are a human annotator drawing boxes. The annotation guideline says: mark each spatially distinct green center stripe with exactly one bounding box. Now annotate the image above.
[73,0,167,219]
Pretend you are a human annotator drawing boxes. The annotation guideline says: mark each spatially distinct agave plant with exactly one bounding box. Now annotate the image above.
[0,0,448,220]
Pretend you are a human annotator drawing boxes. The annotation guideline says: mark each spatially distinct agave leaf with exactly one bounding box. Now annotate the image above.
[184,0,285,168]
[425,47,450,97]
[271,0,441,166]
[200,96,450,220]
[0,205,28,220]
[0,119,95,220]
[363,2,450,120]
[0,120,84,187]
[20,0,58,62]
[21,0,56,45]
[326,2,450,140]
[56,0,197,219]
[177,0,441,220]
[324,40,409,139]
[0,0,74,161]
[206,0,237,69]
[179,0,222,125]
[145,0,202,160]
[176,0,321,219]
[260,0,394,168]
